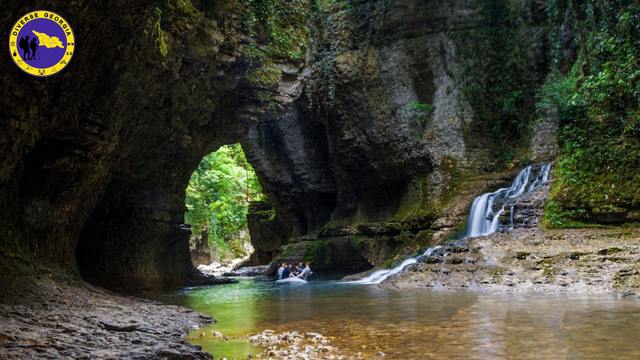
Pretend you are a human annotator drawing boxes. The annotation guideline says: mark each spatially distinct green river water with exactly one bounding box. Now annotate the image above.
[154,278,640,359]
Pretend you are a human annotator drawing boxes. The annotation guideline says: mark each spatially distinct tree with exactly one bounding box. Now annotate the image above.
[185,144,264,256]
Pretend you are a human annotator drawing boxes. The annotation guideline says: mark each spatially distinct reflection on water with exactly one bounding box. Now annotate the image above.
[154,279,640,359]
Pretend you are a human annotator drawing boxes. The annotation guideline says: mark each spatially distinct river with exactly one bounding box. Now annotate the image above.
[155,278,640,359]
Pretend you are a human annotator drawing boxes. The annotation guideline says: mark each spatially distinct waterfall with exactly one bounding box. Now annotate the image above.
[465,163,551,237]
[348,246,442,285]
[348,163,552,285]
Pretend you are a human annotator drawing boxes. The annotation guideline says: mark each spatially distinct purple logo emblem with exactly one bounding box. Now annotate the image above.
[9,11,75,76]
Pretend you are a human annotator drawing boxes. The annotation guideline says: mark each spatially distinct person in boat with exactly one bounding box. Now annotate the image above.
[281,263,291,279]
[297,262,312,280]
[292,263,302,277]
[276,263,285,280]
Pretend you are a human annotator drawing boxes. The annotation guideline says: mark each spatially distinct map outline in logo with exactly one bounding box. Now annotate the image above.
[9,10,75,77]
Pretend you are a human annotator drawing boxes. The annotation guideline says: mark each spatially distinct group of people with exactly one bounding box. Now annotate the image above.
[18,36,38,60]
[276,262,312,280]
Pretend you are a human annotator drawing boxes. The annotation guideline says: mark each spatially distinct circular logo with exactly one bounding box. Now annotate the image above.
[9,11,75,77]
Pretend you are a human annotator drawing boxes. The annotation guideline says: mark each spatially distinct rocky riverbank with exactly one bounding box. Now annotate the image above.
[351,177,640,297]
[381,227,640,296]
[0,281,213,359]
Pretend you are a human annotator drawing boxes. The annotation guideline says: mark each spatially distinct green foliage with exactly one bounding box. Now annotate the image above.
[302,240,334,267]
[173,0,199,17]
[253,208,276,222]
[279,243,297,258]
[185,144,265,254]
[379,257,401,269]
[543,199,596,228]
[350,236,365,253]
[147,0,206,58]
[247,62,283,87]
[405,100,434,127]
[536,69,579,114]
[235,0,310,90]
[150,7,169,57]
[405,100,434,113]
[313,0,352,12]
[393,157,466,229]
[543,3,640,227]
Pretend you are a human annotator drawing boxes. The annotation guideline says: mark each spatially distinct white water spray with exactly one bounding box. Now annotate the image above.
[465,163,551,237]
[348,163,552,285]
[348,246,442,285]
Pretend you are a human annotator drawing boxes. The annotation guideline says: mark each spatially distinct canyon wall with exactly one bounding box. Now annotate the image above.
[1,0,583,290]
[249,0,558,271]
[0,0,308,290]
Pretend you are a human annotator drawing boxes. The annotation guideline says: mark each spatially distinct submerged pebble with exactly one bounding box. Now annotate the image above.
[249,330,360,359]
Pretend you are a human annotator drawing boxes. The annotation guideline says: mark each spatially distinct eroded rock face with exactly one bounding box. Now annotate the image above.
[379,180,640,296]
[300,0,548,217]
[249,0,552,272]
[0,1,307,290]
[268,237,374,277]
[0,280,214,359]
[189,229,215,267]
[246,201,291,265]
[1,0,557,290]
[382,227,640,296]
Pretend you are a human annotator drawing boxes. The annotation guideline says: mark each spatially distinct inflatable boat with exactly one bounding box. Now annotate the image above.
[276,277,308,285]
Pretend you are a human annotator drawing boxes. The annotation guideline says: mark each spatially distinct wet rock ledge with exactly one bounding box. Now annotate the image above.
[382,227,640,296]
[0,281,212,359]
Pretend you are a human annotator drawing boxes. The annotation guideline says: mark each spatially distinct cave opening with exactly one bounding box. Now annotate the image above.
[185,143,264,271]
[73,141,274,291]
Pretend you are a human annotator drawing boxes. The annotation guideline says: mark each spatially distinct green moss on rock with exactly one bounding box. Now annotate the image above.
[231,0,310,88]
[247,62,282,88]
[454,0,544,167]
[149,8,169,57]
[173,0,199,17]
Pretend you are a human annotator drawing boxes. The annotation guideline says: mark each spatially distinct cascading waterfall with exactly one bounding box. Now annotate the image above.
[348,246,442,285]
[465,162,551,237]
[349,162,552,285]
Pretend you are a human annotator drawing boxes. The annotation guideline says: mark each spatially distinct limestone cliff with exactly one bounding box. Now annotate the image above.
[0,0,586,290]
[0,0,309,290]
[252,0,555,270]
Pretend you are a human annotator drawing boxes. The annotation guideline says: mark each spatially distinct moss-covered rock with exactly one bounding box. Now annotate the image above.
[542,3,640,227]
[3,0,636,293]
[0,0,309,290]
[269,237,372,276]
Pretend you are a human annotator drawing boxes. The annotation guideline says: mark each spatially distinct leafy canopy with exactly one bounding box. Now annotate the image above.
[543,3,640,227]
[185,144,264,253]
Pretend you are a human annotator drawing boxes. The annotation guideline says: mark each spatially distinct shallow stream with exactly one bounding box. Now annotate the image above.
[156,278,640,359]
